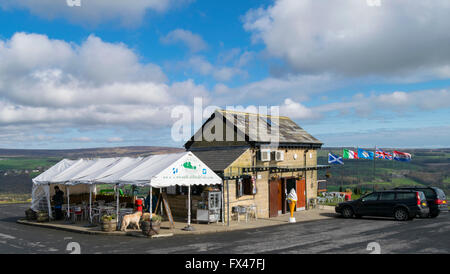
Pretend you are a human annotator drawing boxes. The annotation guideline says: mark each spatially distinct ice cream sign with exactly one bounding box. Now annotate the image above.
[183,162,196,170]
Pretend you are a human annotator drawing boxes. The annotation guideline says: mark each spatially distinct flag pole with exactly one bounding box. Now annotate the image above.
[373,146,376,192]
[356,146,360,191]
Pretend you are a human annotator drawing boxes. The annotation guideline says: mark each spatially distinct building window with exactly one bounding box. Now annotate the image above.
[236,177,253,198]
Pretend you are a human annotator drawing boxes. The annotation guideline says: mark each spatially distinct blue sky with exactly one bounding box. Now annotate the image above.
[0,0,449,149]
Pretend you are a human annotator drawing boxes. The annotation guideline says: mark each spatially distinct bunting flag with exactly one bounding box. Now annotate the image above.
[328,153,344,165]
[358,148,374,160]
[393,151,412,162]
[343,149,358,159]
[375,149,393,160]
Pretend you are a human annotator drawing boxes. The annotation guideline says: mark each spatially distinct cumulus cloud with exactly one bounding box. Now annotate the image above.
[212,73,343,105]
[0,0,194,27]
[107,137,124,143]
[72,137,92,142]
[280,98,320,120]
[160,29,208,52]
[243,0,450,79]
[179,55,247,82]
[316,126,450,148]
[0,32,209,146]
[310,88,450,119]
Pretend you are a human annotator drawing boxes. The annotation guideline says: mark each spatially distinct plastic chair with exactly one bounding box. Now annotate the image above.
[246,205,258,221]
[309,198,318,209]
[73,207,83,222]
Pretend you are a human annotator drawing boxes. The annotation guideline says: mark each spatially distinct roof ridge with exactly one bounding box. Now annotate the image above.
[217,109,290,120]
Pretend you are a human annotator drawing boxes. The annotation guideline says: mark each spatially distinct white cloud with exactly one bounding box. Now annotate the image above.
[0,0,194,27]
[244,0,450,79]
[212,73,343,105]
[72,137,92,142]
[0,32,209,142]
[316,126,450,148]
[319,89,450,115]
[107,137,124,143]
[160,29,208,52]
[280,98,320,120]
[179,56,247,82]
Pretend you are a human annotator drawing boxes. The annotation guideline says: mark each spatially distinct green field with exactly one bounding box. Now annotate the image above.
[0,157,60,175]
[319,148,450,195]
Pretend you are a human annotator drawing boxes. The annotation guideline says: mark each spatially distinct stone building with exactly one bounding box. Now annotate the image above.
[185,109,329,222]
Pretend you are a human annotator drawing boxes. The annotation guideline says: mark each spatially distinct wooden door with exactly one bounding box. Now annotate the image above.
[296,180,306,209]
[269,179,282,217]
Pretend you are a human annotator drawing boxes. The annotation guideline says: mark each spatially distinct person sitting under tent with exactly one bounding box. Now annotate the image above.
[52,186,64,220]
[144,190,158,213]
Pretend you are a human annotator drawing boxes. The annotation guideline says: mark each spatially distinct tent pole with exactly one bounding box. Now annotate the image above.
[84,184,96,228]
[160,188,163,216]
[47,184,52,220]
[183,185,194,231]
[116,184,119,229]
[222,182,225,226]
[149,185,153,220]
[67,186,70,218]
[89,185,92,223]
[65,185,72,224]
[227,179,230,227]
[188,185,191,226]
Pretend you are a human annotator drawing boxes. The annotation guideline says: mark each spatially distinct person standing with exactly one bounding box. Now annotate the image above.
[52,186,64,220]
[144,190,157,213]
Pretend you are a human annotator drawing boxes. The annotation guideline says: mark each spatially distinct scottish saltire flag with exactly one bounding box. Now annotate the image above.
[394,151,412,162]
[343,149,358,159]
[328,153,344,165]
[358,149,374,160]
[375,149,393,160]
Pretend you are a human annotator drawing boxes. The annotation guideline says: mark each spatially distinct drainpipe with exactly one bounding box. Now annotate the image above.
[304,149,309,210]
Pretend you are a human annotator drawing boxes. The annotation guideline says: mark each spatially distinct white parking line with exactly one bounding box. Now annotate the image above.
[0,233,16,240]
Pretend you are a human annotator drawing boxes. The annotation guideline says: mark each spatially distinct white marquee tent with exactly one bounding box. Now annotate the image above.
[31,152,223,228]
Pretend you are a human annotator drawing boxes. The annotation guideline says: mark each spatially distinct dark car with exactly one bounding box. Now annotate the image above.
[393,186,448,218]
[335,190,429,221]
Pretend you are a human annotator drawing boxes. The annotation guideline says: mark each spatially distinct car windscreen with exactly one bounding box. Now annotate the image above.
[421,188,436,199]
[418,191,426,201]
[433,188,446,199]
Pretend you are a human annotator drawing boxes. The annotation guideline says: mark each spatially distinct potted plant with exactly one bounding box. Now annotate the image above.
[25,208,37,221]
[36,211,49,222]
[141,214,162,237]
[100,214,117,232]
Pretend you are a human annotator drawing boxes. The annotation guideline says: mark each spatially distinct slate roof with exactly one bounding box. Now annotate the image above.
[190,146,248,172]
[185,110,323,149]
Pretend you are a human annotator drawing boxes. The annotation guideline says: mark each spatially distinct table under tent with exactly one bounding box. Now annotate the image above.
[31,152,223,230]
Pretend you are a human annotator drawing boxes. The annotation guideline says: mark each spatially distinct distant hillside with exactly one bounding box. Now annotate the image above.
[0,146,185,196]
[318,147,450,195]
[0,146,184,159]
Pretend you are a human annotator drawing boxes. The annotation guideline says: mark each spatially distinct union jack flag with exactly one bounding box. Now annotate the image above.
[376,149,393,160]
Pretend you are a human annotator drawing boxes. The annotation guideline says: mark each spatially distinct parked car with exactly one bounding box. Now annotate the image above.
[335,190,429,221]
[393,186,448,218]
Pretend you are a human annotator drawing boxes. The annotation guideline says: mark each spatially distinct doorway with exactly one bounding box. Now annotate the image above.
[285,178,297,212]
[269,178,283,217]
[296,179,306,210]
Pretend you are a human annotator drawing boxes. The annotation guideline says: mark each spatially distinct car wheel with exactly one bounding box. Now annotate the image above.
[342,207,354,218]
[394,208,409,221]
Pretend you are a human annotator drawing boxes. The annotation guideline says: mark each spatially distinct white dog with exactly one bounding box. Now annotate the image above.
[120,211,142,232]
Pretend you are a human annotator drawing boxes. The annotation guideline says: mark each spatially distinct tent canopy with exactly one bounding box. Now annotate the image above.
[32,152,222,187]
